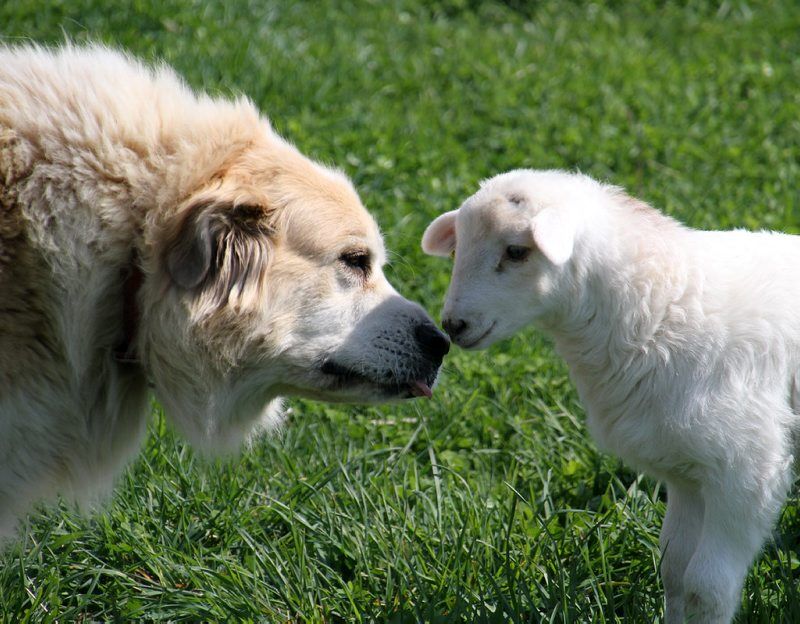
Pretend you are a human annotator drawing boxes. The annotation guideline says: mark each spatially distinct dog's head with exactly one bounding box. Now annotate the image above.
[141,128,448,449]
[422,169,605,349]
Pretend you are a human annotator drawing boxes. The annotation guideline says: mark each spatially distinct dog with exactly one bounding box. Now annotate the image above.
[0,44,449,537]
[422,169,798,623]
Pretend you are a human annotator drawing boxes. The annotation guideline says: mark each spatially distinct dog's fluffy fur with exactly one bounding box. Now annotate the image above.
[0,45,448,536]
[423,169,798,623]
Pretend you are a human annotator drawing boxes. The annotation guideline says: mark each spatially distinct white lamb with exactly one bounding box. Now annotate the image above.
[422,169,797,623]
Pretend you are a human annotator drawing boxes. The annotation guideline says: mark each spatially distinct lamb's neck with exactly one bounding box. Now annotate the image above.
[548,218,693,394]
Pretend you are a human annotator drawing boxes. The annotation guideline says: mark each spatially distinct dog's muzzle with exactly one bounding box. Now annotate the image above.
[321,319,449,399]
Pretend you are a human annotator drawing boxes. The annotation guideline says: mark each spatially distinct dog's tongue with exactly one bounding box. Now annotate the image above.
[410,380,433,398]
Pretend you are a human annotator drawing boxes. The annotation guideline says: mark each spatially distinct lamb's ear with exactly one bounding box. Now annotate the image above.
[422,210,458,257]
[531,207,574,265]
[164,198,272,306]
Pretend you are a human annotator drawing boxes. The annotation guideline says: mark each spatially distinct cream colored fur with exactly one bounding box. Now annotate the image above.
[423,169,798,623]
[0,44,448,536]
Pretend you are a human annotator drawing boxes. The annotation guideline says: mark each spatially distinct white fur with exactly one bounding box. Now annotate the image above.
[424,168,798,623]
[0,45,448,537]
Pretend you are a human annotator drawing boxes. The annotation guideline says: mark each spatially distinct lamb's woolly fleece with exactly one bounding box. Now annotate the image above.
[426,169,799,624]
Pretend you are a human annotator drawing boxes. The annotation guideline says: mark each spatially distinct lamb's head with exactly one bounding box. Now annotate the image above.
[422,169,606,349]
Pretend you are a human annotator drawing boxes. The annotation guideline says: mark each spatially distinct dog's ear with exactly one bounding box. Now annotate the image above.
[165,197,272,307]
[422,210,458,257]
[531,208,574,265]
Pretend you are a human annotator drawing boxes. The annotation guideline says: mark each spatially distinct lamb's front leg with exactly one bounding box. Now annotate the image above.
[660,480,704,624]
[681,447,792,623]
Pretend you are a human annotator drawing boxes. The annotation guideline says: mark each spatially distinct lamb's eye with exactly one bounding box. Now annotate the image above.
[340,250,371,276]
[505,245,531,262]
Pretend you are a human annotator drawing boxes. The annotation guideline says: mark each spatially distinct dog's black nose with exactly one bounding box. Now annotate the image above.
[414,322,450,361]
[442,318,468,340]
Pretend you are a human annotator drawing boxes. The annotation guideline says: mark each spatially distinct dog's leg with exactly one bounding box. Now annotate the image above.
[681,445,792,623]
[660,480,704,624]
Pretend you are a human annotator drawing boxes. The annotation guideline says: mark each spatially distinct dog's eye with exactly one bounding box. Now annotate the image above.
[340,250,371,275]
[505,245,531,262]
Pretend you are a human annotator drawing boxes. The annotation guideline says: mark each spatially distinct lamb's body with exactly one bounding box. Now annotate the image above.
[561,216,800,478]
[424,169,799,623]
[568,220,799,623]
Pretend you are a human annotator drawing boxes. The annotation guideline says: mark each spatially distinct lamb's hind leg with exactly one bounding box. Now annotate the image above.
[682,444,792,623]
[660,480,704,624]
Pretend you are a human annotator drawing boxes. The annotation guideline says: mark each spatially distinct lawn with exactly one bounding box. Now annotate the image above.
[1,0,799,621]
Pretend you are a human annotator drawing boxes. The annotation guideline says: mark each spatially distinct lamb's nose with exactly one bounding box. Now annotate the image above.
[442,318,468,340]
[414,322,451,361]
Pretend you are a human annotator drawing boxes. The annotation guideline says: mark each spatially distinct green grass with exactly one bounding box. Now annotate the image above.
[2,0,800,621]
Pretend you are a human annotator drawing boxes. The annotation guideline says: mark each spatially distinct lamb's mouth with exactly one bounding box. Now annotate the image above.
[459,322,496,349]
[320,360,434,399]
